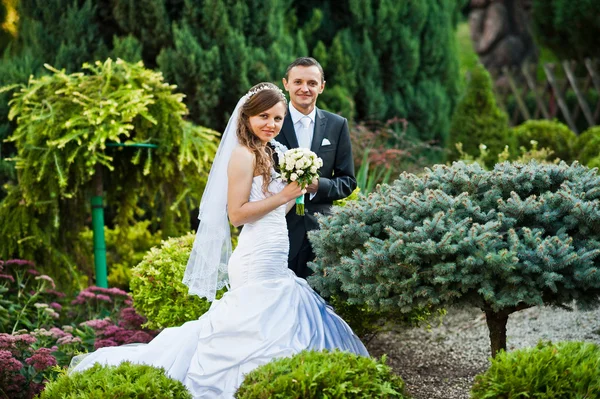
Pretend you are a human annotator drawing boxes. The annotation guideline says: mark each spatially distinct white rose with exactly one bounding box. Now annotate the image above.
[310,166,317,174]
[286,163,294,171]
[295,160,304,169]
[297,170,304,176]
[290,173,298,181]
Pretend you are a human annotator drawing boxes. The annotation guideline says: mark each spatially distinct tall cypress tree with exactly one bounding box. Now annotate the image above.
[298,0,462,151]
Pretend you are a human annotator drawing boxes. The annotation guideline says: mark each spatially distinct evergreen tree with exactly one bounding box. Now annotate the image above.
[309,161,600,357]
[449,63,510,167]
[298,0,462,152]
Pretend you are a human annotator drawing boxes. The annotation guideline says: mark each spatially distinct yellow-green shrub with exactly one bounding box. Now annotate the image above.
[130,233,224,329]
[511,119,577,162]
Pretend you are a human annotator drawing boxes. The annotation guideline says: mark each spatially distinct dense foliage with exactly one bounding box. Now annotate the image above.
[130,233,225,329]
[309,161,600,357]
[471,341,600,398]
[574,126,600,169]
[449,63,510,167]
[511,120,576,163]
[0,0,462,158]
[0,59,218,286]
[235,350,408,398]
[531,0,600,61]
[40,362,192,399]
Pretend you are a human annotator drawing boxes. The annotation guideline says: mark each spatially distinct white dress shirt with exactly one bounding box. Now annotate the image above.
[289,104,318,200]
[289,104,316,150]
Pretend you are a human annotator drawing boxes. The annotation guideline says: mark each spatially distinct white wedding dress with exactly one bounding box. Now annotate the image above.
[70,175,368,398]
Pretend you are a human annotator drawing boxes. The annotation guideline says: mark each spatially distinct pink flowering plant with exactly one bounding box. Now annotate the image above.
[0,259,63,334]
[69,286,133,323]
[0,332,61,398]
[0,260,158,396]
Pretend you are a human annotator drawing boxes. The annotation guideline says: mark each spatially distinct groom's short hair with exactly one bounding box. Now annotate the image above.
[285,57,325,83]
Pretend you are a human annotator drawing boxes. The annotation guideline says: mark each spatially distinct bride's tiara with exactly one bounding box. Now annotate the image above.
[245,84,286,102]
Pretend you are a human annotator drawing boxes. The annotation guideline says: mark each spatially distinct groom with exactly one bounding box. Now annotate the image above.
[274,57,356,279]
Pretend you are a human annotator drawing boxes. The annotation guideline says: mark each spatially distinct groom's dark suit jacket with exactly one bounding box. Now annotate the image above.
[274,107,356,275]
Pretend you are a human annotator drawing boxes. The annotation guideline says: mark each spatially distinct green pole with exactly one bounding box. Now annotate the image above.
[91,164,108,288]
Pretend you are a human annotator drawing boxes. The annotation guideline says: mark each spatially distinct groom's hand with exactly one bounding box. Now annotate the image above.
[306,178,319,194]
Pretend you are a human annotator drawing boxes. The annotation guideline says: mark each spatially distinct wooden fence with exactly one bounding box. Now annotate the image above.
[491,58,600,133]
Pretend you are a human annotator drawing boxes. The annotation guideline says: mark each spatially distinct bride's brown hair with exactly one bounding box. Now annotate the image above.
[237,82,287,193]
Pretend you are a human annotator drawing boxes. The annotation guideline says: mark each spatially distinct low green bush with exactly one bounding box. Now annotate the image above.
[39,362,191,398]
[471,341,600,398]
[235,350,408,398]
[574,126,600,168]
[130,233,224,329]
[511,119,577,162]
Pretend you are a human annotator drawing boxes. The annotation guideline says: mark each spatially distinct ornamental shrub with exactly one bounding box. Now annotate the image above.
[39,362,192,399]
[0,58,218,287]
[471,341,600,398]
[309,161,600,357]
[130,233,224,329]
[235,350,408,399]
[511,120,577,162]
[574,126,600,169]
[449,63,510,167]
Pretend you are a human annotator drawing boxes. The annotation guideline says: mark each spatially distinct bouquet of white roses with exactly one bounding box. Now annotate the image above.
[278,147,323,216]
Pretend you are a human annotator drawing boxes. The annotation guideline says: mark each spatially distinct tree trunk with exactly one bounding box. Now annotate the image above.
[467,0,537,71]
[483,306,509,358]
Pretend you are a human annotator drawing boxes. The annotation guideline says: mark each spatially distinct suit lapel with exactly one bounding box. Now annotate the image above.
[281,111,299,149]
[310,108,327,154]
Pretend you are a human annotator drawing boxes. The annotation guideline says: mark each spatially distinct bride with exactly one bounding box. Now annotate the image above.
[70,82,368,398]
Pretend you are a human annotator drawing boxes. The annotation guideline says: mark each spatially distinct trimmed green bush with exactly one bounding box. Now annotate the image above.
[449,63,510,167]
[130,233,224,329]
[511,120,577,162]
[40,362,191,398]
[235,350,408,399]
[574,126,600,169]
[471,341,600,398]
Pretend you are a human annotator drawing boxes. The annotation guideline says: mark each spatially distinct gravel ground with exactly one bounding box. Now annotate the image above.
[365,305,600,399]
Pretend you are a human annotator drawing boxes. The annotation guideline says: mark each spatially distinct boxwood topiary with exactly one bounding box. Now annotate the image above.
[574,126,600,168]
[130,233,224,329]
[39,362,192,398]
[511,119,577,162]
[471,341,600,398]
[235,350,408,398]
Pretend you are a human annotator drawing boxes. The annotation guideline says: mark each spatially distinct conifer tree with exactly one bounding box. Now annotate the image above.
[309,161,600,357]
[449,63,510,167]
[299,0,462,152]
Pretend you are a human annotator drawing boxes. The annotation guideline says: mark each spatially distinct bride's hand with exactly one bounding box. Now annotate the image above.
[280,182,306,202]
